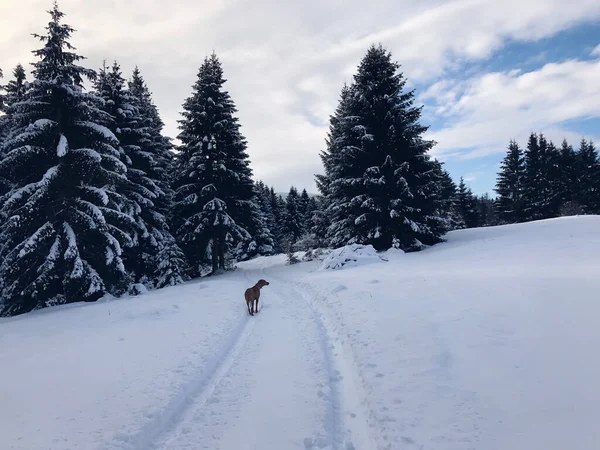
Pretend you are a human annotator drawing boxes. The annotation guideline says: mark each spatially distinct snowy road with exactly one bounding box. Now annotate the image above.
[138,264,376,450]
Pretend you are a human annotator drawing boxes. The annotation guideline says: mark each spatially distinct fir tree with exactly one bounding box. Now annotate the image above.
[475,194,497,227]
[249,181,277,257]
[317,44,445,251]
[0,64,29,196]
[310,194,331,248]
[282,186,303,242]
[576,138,600,214]
[494,139,525,223]
[172,53,252,275]
[94,61,184,288]
[522,133,542,221]
[1,64,28,114]
[0,4,132,316]
[127,66,186,287]
[457,177,479,228]
[298,188,311,231]
[268,186,286,251]
[437,165,464,230]
[522,133,561,220]
[557,139,579,215]
[235,183,276,260]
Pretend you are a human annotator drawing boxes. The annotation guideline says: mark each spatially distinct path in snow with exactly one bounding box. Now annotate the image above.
[126,262,376,450]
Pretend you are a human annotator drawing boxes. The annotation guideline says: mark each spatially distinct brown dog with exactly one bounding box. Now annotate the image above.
[245,279,269,316]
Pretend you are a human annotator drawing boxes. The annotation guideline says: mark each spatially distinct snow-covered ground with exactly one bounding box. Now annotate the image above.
[1,216,599,450]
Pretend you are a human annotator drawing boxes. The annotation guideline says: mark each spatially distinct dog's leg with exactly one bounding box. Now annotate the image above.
[247,299,253,316]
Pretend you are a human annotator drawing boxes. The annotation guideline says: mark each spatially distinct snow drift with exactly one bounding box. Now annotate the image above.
[318,243,387,270]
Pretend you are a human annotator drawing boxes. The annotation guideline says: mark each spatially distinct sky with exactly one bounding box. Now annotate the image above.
[1,0,600,196]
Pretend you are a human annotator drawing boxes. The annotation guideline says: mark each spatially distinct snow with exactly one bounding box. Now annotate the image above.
[82,185,109,206]
[72,148,102,163]
[319,243,387,270]
[33,118,56,129]
[1,216,600,450]
[57,134,68,157]
[77,121,118,143]
[17,222,54,259]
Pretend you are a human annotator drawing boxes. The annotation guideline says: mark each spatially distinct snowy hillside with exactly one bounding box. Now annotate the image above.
[1,216,599,450]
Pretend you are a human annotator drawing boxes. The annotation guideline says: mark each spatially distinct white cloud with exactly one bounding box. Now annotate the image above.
[592,44,600,56]
[1,0,600,192]
[427,59,600,159]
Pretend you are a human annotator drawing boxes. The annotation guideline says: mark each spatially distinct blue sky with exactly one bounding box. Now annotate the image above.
[420,23,600,195]
[1,0,600,196]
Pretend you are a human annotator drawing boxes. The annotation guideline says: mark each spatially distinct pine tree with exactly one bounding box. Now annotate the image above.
[576,138,600,214]
[522,133,543,221]
[282,186,303,243]
[250,181,277,257]
[457,177,479,228]
[522,133,561,221]
[93,61,184,288]
[313,85,355,250]
[298,188,311,230]
[0,64,28,196]
[437,165,464,230]
[475,193,497,227]
[127,67,186,287]
[1,64,28,114]
[317,44,445,251]
[494,139,525,223]
[544,140,563,218]
[235,183,276,260]
[0,4,132,316]
[310,194,331,248]
[172,53,252,275]
[268,186,286,252]
[557,139,579,215]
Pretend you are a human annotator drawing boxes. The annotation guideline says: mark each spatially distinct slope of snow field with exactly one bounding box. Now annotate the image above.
[1,216,600,449]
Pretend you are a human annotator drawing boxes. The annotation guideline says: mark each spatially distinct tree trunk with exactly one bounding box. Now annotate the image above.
[218,229,226,270]
[211,235,219,275]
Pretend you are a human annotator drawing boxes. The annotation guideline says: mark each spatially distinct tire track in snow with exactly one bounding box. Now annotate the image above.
[116,285,256,450]
[264,267,376,450]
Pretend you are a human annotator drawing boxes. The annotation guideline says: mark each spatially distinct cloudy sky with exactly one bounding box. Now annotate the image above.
[2,0,600,195]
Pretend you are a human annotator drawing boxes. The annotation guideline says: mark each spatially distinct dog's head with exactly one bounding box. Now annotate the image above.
[257,279,270,288]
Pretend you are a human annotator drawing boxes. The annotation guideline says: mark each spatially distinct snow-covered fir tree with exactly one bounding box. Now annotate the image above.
[93,61,185,289]
[436,163,464,230]
[172,53,255,275]
[268,186,287,252]
[0,4,132,316]
[557,139,579,214]
[317,44,446,251]
[457,177,479,229]
[235,183,276,260]
[475,194,497,227]
[1,64,28,118]
[297,189,311,228]
[239,181,275,259]
[282,186,303,243]
[522,133,561,221]
[310,194,332,248]
[494,139,525,223]
[127,66,186,287]
[576,138,600,214]
[254,181,276,235]
[1,65,27,197]
[0,64,28,192]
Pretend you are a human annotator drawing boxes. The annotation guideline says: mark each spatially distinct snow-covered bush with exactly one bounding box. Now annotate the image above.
[318,244,387,271]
